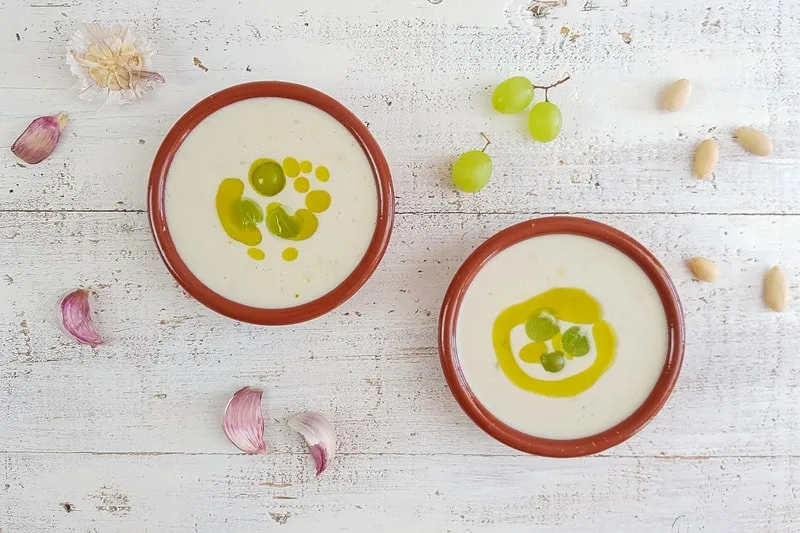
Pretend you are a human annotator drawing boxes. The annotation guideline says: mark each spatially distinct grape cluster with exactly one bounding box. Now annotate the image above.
[452,75,570,194]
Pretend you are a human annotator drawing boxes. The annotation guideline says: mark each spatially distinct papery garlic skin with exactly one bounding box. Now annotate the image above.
[223,387,268,455]
[59,289,104,346]
[288,412,336,476]
[67,22,164,104]
[11,113,69,165]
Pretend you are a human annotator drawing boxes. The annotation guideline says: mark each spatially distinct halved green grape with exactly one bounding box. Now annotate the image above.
[562,326,590,356]
[492,76,534,114]
[266,203,301,238]
[249,159,286,196]
[541,351,566,373]
[528,101,563,143]
[452,150,492,193]
[215,179,262,246]
[525,311,559,342]
[230,198,264,230]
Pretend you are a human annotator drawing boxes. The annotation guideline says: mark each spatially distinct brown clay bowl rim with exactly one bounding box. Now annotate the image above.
[147,82,394,325]
[438,216,685,458]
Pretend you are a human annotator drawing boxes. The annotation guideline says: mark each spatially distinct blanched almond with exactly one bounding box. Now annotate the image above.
[764,266,789,312]
[660,79,692,112]
[693,139,719,179]
[735,127,773,156]
[689,257,720,282]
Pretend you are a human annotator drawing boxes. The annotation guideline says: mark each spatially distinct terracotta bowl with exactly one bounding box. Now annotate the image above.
[148,82,394,325]
[438,217,685,457]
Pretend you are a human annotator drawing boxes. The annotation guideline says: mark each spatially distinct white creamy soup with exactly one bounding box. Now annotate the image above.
[456,234,669,440]
[165,97,378,309]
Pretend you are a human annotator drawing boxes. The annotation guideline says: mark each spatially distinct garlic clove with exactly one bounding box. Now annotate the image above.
[288,412,336,476]
[11,113,68,165]
[223,387,267,454]
[58,289,104,346]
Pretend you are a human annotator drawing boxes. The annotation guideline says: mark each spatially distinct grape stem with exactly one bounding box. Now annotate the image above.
[479,132,492,153]
[533,74,571,102]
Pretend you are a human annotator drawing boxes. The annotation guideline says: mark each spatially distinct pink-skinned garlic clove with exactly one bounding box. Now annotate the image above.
[58,289,104,346]
[12,113,69,164]
[223,386,268,454]
[288,411,336,476]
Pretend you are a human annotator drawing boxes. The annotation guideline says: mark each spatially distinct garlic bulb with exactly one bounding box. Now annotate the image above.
[67,22,164,104]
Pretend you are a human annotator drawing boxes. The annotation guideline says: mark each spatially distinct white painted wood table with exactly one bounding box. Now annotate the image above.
[1,0,799,531]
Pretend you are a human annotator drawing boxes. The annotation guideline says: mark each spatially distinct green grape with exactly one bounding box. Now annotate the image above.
[250,159,286,196]
[452,150,492,193]
[541,351,565,373]
[562,326,590,356]
[525,311,559,342]
[528,101,563,143]
[266,204,301,238]
[492,76,534,114]
[230,198,263,230]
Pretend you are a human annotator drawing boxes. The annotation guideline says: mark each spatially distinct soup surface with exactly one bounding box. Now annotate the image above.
[456,234,669,440]
[165,97,378,309]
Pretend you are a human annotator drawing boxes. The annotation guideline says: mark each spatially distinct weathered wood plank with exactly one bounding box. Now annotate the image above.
[1,0,799,214]
[1,211,798,457]
[0,453,797,532]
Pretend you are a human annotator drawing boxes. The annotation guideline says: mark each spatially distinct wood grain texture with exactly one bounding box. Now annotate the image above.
[1,453,797,532]
[1,0,799,530]
[1,212,799,457]
[1,0,799,214]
